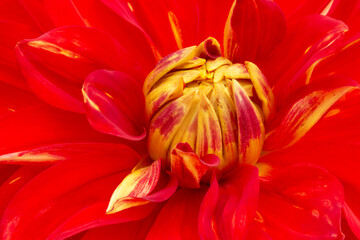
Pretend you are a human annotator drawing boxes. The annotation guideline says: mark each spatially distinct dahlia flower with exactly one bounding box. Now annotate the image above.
[0,0,360,239]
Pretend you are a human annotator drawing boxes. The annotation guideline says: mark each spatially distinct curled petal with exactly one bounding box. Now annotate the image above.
[199,165,259,240]
[16,26,143,113]
[224,0,286,62]
[170,143,220,188]
[257,164,344,239]
[83,70,146,141]
[232,80,264,165]
[106,159,178,214]
[265,77,358,150]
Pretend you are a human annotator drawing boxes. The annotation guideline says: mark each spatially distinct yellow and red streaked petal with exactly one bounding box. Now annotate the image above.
[256,164,344,239]
[16,26,146,113]
[261,15,348,103]
[245,61,275,120]
[0,22,40,90]
[232,80,265,165]
[264,78,358,151]
[147,92,198,163]
[83,70,146,141]
[210,84,238,173]
[0,144,142,240]
[143,46,196,94]
[196,92,223,162]
[106,159,178,214]
[224,0,286,63]
[170,143,220,188]
[146,188,207,240]
[199,165,259,240]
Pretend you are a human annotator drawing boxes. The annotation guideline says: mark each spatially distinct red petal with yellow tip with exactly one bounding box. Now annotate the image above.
[224,0,286,63]
[16,26,144,113]
[264,77,358,151]
[83,70,146,141]
[146,188,206,240]
[232,80,264,165]
[0,144,141,240]
[199,165,259,240]
[106,159,178,214]
[170,143,219,188]
[256,164,344,240]
[0,143,137,165]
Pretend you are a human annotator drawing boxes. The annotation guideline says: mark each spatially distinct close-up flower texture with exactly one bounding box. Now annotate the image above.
[1,0,360,239]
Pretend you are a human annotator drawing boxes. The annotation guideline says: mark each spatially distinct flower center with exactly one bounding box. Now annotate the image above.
[143,38,273,184]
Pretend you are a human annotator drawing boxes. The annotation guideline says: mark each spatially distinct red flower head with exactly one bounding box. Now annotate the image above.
[0,0,360,239]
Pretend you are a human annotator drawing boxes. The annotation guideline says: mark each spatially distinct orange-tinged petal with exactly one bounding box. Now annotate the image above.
[245,61,275,120]
[170,143,220,188]
[265,85,357,150]
[232,80,264,165]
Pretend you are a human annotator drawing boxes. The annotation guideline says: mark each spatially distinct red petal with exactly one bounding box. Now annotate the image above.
[312,35,360,84]
[264,77,357,151]
[0,22,40,90]
[0,145,141,240]
[0,166,45,218]
[0,105,116,154]
[83,70,146,140]
[146,188,206,240]
[344,203,360,239]
[0,1,38,28]
[0,143,136,165]
[20,0,55,31]
[44,0,158,72]
[0,82,42,118]
[274,0,339,19]
[16,26,144,113]
[257,164,344,239]
[224,0,286,62]
[261,15,348,103]
[199,165,259,240]
[80,205,162,240]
